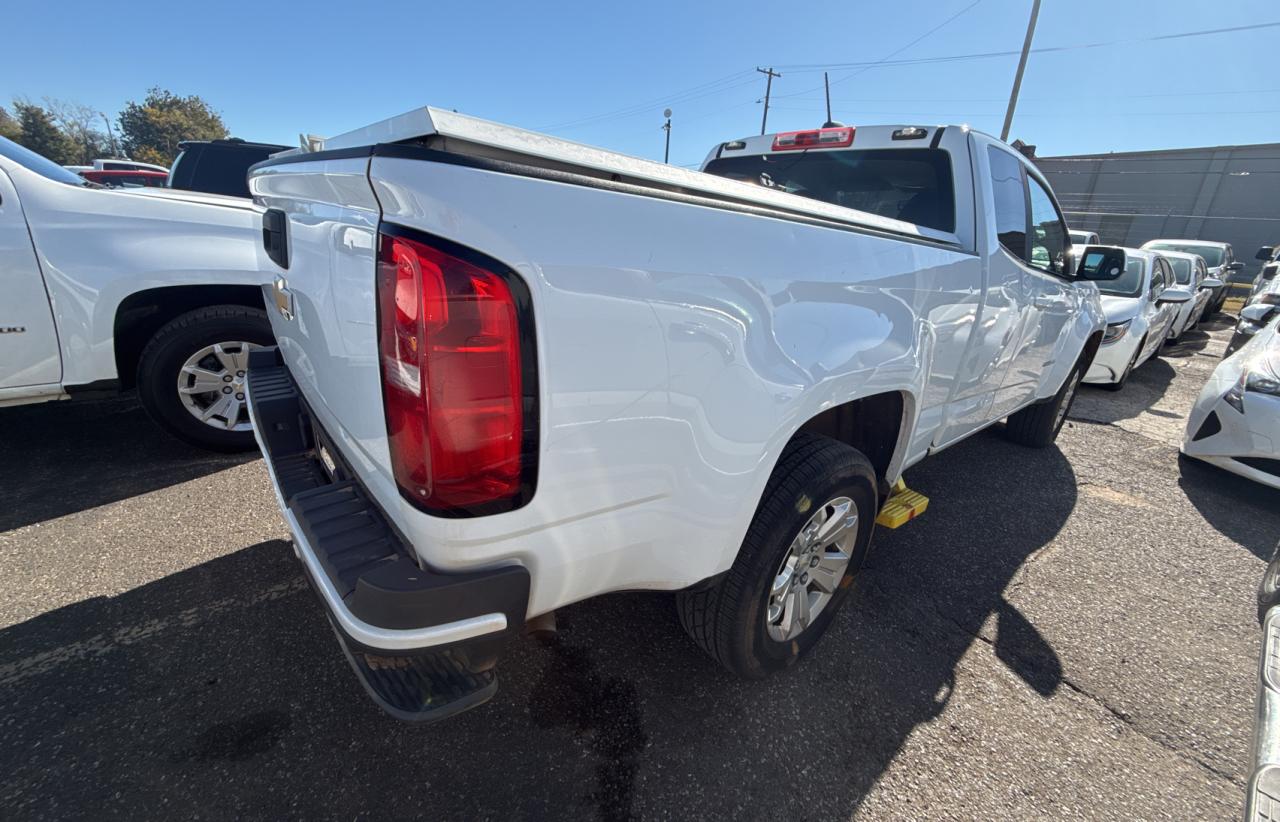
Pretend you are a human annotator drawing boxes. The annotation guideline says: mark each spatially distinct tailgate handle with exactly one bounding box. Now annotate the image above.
[263,208,289,269]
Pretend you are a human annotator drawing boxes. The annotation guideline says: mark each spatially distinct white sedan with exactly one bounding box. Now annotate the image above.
[1083,248,1189,389]
[1182,313,1280,490]
[1159,250,1220,341]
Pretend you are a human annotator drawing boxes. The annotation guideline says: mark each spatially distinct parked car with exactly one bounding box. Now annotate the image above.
[243,108,1121,722]
[1159,250,1218,341]
[1253,243,1280,299]
[1248,540,1280,819]
[1141,239,1243,314]
[84,158,170,174]
[1069,229,1101,245]
[1182,310,1280,489]
[78,169,168,188]
[1082,249,1188,390]
[1228,275,1280,355]
[0,136,273,451]
[167,138,290,199]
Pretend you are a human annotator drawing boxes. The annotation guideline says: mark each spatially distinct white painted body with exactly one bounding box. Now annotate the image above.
[250,108,1107,618]
[0,138,264,398]
[1083,249,1180,385]
[1182,317,1280,490]
[1159,250,1213,339]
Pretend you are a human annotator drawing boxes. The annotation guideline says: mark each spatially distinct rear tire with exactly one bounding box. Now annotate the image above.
[676,433,878,679]
[1005,361,1083,447]
[136,305,274,452]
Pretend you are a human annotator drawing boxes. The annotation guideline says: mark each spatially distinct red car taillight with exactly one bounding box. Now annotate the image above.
[377,227,533,514]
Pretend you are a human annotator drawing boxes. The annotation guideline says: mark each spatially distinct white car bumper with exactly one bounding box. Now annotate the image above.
[1182,362,1280,491]
[1085,333,1141,384]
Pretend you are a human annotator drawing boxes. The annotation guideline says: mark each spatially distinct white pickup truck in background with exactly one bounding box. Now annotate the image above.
[0,137,274,451]
[245,108,1121,721]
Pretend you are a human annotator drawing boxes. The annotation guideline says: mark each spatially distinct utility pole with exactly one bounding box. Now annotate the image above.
[662,108,672,164]
[100,112,119,157]
[756,66,781,135]
[1000,0,1041,142]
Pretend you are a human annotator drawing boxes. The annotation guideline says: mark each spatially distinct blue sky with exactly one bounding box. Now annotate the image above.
[5,0,1276,166]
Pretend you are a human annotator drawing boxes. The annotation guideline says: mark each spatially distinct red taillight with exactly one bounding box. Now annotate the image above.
[771,126,855,151]
[377,229,530,513]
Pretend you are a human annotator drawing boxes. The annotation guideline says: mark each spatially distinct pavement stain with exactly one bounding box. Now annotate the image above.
[183,709,291,763]
[528,633,648,822]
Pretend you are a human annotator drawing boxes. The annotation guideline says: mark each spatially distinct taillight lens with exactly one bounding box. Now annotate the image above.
[377,228,531,513]
[772,126,854,151]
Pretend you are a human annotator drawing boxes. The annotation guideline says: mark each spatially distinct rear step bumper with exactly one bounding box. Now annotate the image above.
[245,347,530,721]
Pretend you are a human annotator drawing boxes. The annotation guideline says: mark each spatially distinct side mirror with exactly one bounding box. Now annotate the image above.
[1241,303,1276,323]
[1227,261,1246,273]
[1256,246,1274,261]
[1076,245,1126,281]
[1200,277,1224,289]
[1157,288,1192,304]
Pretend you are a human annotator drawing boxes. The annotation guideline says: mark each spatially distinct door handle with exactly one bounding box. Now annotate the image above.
[1034,294,1065,309]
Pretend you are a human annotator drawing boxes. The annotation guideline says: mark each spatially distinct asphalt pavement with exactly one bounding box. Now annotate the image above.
[1,315,1276,821]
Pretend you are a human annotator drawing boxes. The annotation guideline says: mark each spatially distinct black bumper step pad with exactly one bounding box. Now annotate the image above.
[246,346,528,723]
[336,634,498,723]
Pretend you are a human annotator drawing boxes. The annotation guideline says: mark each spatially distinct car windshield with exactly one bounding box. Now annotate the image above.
[703,147,956,233]
[1167,257,1193,284]
[0,136,90,186]
[1147,242,1224,267]
[1098,257,1145,298]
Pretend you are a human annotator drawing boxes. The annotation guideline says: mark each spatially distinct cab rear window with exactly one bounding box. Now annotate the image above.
[703,148,956,233]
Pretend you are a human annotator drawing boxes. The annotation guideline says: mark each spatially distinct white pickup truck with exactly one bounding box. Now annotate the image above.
[0,137,273,451]
[246,108,1122,721]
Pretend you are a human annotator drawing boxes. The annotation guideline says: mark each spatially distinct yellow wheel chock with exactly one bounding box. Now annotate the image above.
[875,477,929,528]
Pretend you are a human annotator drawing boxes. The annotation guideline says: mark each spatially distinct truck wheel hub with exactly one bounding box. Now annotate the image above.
[176,341,260,432]
[764,496,858,643]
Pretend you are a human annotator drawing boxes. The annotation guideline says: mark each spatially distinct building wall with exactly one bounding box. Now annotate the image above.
[1036,143,1280,278]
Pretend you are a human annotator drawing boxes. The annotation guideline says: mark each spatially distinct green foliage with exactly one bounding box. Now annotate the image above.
[118,88,228,166]
[0,106,20,142]
[12,102,78,164]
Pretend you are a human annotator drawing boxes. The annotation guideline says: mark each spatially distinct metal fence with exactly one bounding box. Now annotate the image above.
[1036,142,1280,280]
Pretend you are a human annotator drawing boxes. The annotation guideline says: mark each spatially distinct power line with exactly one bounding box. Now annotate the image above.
[772,19,1280,75]
[772,0,984,102]
[534,70,756,132]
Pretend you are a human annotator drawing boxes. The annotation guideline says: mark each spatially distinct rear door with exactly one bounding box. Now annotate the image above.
[0,168,61,387]
[977,141,1076,417]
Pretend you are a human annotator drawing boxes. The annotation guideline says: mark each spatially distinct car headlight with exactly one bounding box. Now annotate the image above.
[1101,319,1132,344]
[1247,369,1280,396]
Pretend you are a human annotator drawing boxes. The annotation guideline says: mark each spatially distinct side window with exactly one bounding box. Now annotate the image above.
[987,147,1027,261]
[1027,176,1067,276]
[1150,261,1166,298]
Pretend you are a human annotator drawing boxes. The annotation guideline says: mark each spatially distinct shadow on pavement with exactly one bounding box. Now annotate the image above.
[0,395,254,532]
[0,429,1077,821]
[1178,454,1280,561]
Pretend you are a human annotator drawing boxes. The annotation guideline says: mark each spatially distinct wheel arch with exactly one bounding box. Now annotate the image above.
[791,390,913,497]
[112,285,266,389]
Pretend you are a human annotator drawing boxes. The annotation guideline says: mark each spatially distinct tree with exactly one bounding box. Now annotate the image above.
[0,106,20,142]
[44,98,113,164]
[12,102,78,164]
[118,88,228,166]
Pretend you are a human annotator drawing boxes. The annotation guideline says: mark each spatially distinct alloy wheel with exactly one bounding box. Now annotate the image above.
[176,341,259,431]
[765,496,859,642]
